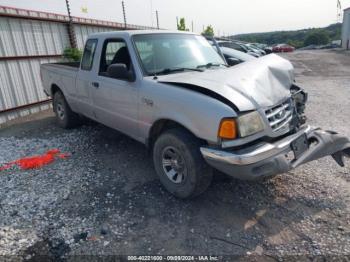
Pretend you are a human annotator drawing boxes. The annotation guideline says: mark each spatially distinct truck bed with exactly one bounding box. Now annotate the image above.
[42,62,80,70]
[40,62,80,97]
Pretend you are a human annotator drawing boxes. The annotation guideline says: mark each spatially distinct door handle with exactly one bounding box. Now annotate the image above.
[92,82,99,88]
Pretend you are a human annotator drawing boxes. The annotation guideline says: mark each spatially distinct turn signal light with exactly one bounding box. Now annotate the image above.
[218,119,237,139]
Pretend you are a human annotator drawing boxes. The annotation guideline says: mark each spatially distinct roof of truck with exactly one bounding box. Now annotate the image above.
[88,30,197,38]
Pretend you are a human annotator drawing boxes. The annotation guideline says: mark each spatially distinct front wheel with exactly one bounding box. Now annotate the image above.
[153,128,213,199]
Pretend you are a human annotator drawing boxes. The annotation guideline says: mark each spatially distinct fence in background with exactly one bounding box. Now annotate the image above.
[0,5,155,125]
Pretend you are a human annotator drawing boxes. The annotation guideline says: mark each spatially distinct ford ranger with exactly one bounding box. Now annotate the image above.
[40,31,350,198]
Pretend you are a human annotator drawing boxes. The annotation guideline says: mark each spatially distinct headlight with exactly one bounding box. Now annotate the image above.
[218,111,264,140]
[237,111,264,137]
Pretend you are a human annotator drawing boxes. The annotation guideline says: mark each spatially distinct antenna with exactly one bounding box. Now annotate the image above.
[122,1,127,29]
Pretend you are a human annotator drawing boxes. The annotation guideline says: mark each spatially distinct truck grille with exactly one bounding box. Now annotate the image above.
[265,99,294,132]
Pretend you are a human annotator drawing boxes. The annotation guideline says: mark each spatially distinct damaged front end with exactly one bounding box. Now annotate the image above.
[288,85,349,166]
[286,85,350,167]
[290,84,308,128]
[160,76,350,180]
[201,83,350,180]
[155,53,349,179]
[200,126,350,180]
[292,128,350,168]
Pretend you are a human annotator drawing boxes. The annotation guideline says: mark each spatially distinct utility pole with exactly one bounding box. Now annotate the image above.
[337,0,342,22]
[65,0,77,48]
[156,10,159,29]
[191,20,194,32]
[122,1,127,29]
[176,16,179,29]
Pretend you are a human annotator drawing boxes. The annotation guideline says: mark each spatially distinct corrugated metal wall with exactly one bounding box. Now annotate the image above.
[74,25,114,49]
[0,15,68,125]
[0,5,155,126]
[0,57,58,124]
[0,17,70,56]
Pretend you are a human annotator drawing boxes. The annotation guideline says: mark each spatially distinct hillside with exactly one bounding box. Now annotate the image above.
[231,23,342,47]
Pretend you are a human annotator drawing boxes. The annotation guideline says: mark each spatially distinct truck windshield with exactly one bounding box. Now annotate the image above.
[133,33,226,76]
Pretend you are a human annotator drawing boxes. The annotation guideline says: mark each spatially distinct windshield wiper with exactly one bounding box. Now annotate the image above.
[153,67,204,76]
[196,62,228,69]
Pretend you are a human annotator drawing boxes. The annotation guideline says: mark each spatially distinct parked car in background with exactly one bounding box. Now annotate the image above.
[245,43,266,56]
[220,47,257,66]
[205,37,256,66]
[252,43,273,54]
[216,40,262,57]
[264,46,273,54]
[272,44,295,53]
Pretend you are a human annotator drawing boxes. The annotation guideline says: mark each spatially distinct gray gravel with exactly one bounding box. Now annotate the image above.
[0,49,349,260]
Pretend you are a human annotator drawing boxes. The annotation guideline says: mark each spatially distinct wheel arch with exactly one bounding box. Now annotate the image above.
[51,83,62,97]
[147,118,206,151]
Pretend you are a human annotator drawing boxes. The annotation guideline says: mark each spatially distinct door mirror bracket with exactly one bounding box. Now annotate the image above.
[227,57,241,66]
[107,63,135,81]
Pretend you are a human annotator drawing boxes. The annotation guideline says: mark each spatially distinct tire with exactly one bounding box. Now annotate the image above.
[53,90,80,129]
[153,128,213,199]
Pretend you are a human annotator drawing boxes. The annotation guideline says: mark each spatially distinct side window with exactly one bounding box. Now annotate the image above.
[81,39,97,71]
[99,39,132,77]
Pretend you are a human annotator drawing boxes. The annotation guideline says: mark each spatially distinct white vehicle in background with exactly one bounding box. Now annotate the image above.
[215,40,262,57]
[220,47,257,66]
[245,43,266,55]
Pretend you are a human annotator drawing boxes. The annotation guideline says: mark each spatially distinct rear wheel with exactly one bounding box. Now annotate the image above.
[153,128,213,199]
[53,91,80,129]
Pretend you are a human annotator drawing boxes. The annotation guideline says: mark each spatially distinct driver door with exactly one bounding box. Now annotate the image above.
[91,38,139,140]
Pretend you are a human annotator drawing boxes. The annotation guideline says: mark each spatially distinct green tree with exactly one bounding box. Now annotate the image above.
[63,47,82,62]
[177,18,189,31]
[304,30,330,46]
[202,25,214,37]
[231,23,340,47]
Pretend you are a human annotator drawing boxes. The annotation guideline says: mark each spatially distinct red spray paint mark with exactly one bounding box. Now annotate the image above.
[0,149,69,171]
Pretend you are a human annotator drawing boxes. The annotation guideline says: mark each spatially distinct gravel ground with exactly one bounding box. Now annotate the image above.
[0,50,349,261]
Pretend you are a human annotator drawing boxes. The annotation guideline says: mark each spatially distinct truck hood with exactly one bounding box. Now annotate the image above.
[157,54,294,111]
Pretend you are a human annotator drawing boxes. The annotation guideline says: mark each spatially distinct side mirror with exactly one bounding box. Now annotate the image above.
[107,63,134,81]
[227,57,241,66]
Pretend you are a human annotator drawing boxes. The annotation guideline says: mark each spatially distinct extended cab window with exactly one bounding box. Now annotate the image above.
[99,39,132,78]
[81,39,97,71]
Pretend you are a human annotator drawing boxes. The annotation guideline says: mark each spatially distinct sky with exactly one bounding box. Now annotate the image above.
[1,0,350,35]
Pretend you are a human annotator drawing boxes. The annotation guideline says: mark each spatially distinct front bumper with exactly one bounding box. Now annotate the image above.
[200,126,350,180]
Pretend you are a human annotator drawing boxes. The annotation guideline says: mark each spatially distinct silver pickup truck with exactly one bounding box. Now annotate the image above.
[41,30,350,199]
